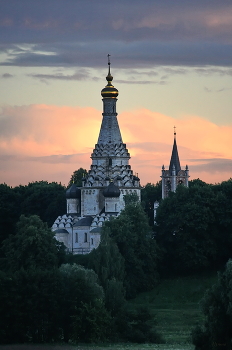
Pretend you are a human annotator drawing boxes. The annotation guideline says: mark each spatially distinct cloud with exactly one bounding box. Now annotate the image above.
[28,70,98,82]
[2,73,13,78]
[0,104,232,187]
[1,1,232,68]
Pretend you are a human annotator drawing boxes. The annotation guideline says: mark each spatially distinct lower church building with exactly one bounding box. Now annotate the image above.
[52,60,141,253]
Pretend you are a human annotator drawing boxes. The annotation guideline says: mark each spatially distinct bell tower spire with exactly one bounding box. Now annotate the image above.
[161,128,189,198]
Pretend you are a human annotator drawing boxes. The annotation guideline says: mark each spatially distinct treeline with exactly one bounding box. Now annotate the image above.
[154,178,232,275]
[0,184,162,344]
[1,177,232,345]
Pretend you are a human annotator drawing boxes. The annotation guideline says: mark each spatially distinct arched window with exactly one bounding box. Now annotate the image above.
[75,232,78,243]
[91,238,93,245]
[109,158,112,166]
[84,232,87,243]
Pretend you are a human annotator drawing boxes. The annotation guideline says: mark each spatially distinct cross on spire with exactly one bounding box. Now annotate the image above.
[107,54,111,75]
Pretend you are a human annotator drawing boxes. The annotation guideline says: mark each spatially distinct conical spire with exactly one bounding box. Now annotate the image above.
[97,56,122,145]
[169,127,181,174]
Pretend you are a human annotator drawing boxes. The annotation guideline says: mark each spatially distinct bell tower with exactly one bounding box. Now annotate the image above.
[161,128,189,199]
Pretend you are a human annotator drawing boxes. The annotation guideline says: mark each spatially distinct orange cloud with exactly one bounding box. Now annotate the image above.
[0,105,232,187]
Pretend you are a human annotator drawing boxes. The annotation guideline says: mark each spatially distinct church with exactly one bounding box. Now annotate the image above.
[52,59,189,253]
[52,59,141,253]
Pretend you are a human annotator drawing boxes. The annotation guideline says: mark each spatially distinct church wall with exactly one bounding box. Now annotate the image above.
[81,188,102,216]
[105,197,119,213]
[73,226,91,253]
[90,233,101,250]
[67,198,80,214]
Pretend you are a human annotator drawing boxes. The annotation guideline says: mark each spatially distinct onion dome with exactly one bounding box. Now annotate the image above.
[117,175,122,180]
[101,58,118,99]
[105,176,110,181]
[66,184,81,199]
[103,182,120,198]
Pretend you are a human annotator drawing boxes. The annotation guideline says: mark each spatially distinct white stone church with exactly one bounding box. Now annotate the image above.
[52,60,189,253]
[52,60,141,253]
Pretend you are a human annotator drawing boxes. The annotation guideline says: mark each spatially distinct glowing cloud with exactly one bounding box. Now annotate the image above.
[0,105,232,187]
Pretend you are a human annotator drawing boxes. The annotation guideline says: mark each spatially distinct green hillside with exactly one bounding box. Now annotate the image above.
[130,271,218,346]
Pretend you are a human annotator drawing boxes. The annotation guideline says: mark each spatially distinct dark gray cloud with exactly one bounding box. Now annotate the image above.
[204,86,232,93]
[1,42,232,69]
[2,73,13,78]
[189,158,232,174]
[1,0,232,68]
[28,70,98,81]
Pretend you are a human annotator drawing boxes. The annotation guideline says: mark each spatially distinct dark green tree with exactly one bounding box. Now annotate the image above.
[192,259,232,350]
[16,181,66,227]
[68,168,87,187]
[0,215,64,343]
[0,184,21,245]
[155,184,218,274]
[141,182,162,225]
[104,200,159,298]
[2,215,61,272]
[88,227,126,315]
[59,263,105,342]
[72,299,112,343]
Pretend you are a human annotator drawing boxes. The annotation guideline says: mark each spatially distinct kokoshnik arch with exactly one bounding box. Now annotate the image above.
[52,58,189,254]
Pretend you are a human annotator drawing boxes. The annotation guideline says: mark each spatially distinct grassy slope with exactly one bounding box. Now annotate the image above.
[130,271,218,346]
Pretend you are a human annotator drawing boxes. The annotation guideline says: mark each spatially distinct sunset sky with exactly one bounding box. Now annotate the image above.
[1,0,232,187]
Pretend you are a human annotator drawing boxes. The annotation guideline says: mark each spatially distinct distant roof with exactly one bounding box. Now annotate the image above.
[54,228,69,234]
[73,216,93,227]
[66,183,81,199]
[103,182,120,197]
[90,227,102,233]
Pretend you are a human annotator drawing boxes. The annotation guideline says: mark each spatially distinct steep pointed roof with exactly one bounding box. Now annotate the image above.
[169,131,181,174]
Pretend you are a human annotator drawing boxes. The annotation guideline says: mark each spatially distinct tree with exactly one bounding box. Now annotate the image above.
[141,182,162,226]
[104,200,159,298]
[59,263,105,342]
[192,260,232,350]
[68,168,87,187]
[155,184,219,275]
[0,215,64,343]
[88,227,126,315]
[0,184,21,246]
[1,215,61,272]
[16,181,66,227]
[72,299,112,343]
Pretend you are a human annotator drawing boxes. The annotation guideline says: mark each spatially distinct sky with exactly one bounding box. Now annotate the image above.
[1,0,232,187]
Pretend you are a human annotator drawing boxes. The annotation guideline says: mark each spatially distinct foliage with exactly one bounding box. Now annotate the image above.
[0,268,61,343]
[123,192,139,205]
[68,168,87,187]
[87,227,126,315]
[15,181,66,227]
[59,263,105,342]
[1,215,60,272]
[192,260,232,350]
[0,181,66,241]
[104,201,159,298]
[0,184,21,246]
[72,299,112,343]
[115,306,164,344]
[155,182,232,275]
[141,182,162,225]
